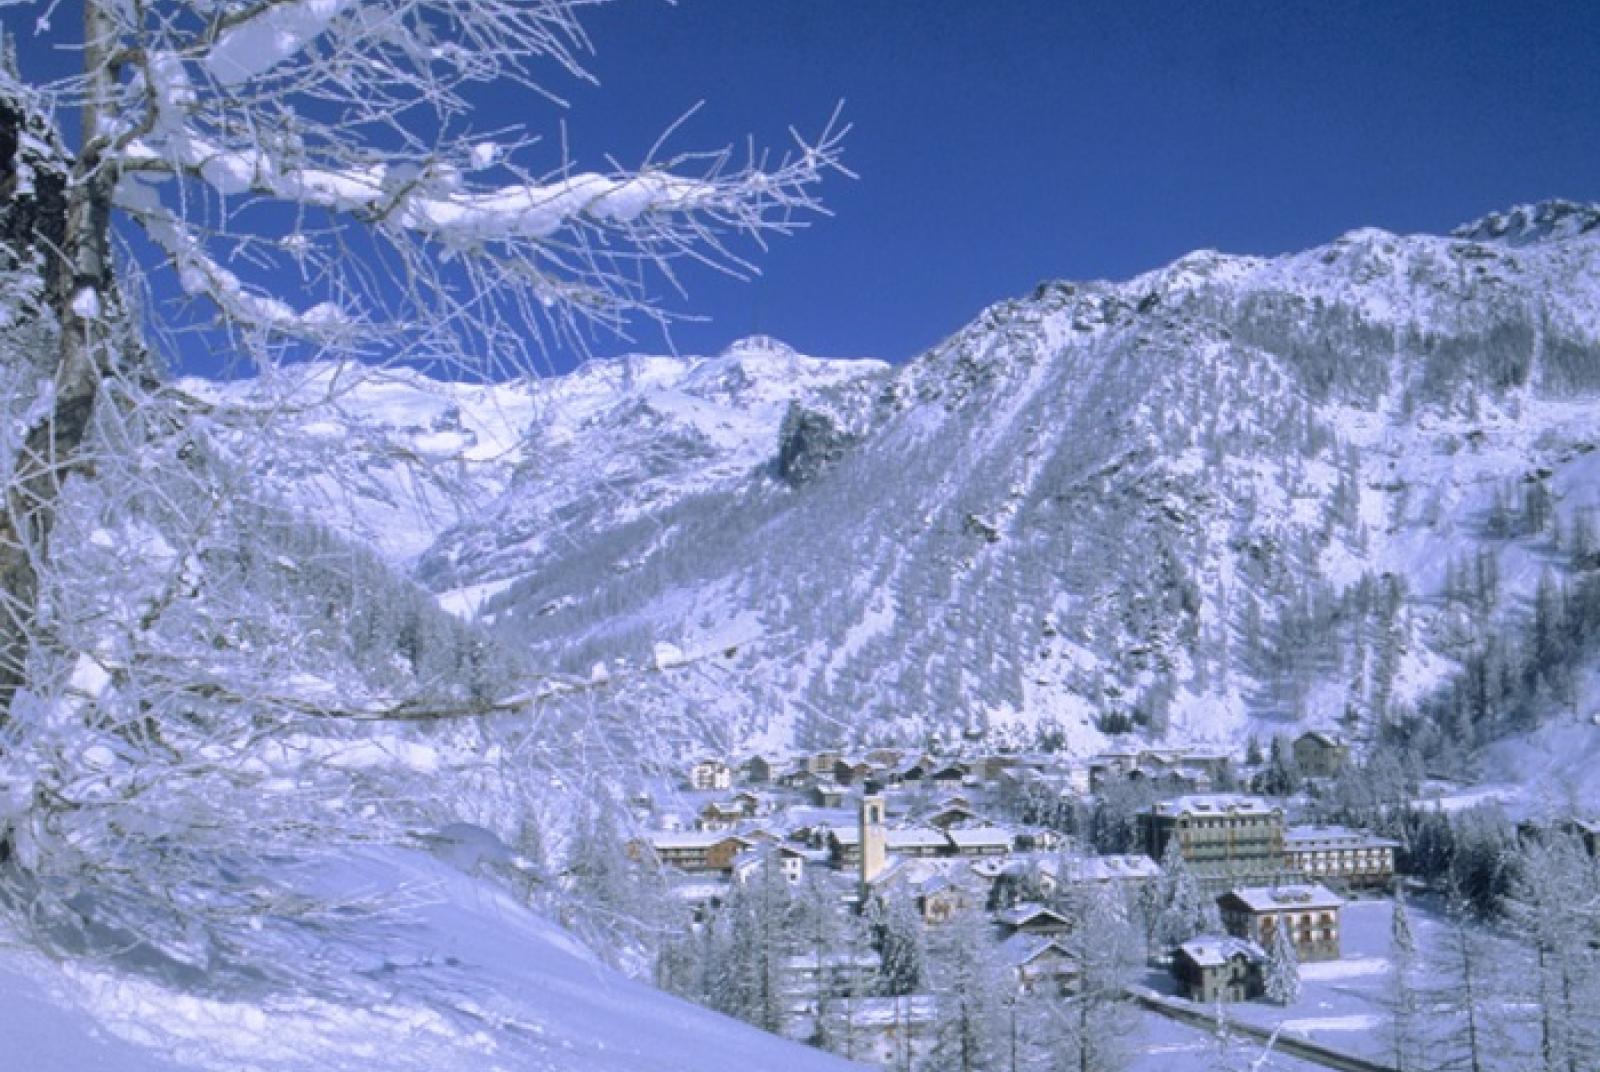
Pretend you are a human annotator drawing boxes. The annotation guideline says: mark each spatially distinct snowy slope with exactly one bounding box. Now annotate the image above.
[1,846,865,1072]
[181,337,889,579]
[177,204,1600,768]
[450,201,1600,756]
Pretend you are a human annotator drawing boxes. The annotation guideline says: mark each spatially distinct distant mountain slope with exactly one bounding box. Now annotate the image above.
[453,202,1600,756]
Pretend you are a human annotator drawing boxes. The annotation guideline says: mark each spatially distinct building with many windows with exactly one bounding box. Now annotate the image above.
[1142,794,1287,883]
[1283,825,1398,889]
[1217,884,1344,962]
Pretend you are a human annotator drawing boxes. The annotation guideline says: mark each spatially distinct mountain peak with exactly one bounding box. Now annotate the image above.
[721,334,800,360]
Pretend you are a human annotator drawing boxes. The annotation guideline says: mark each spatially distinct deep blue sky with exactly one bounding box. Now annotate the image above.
[7,1,1599,372]
[551,0,1600,365]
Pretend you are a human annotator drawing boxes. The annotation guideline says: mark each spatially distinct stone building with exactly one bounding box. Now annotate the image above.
[1217,884,1344,962]
[1291,732,1349,778]
[1172,936,1267,1003]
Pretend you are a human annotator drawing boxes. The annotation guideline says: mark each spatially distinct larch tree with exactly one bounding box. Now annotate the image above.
[0,0,840,989]
[926,906,1005,1072]
[0,0,842,710]
[1422,901,1508,1072]
[1387,891,1425,1072]
[1052,885,1139,1072]
[1505,833,1600,1072]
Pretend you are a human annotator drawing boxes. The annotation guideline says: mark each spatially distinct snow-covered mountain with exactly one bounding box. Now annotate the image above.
[200,203,1600,768]
[399,202,1600,761]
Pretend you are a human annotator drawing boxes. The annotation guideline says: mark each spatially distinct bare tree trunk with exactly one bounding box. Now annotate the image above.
[0,0,124,719]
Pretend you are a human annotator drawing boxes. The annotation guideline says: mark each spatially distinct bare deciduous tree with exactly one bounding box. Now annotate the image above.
[0,0,842,990]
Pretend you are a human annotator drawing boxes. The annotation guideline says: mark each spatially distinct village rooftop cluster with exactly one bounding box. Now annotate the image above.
[625,732,1408,1055]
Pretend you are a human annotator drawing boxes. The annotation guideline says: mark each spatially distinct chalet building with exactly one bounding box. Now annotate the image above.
[833,758,875,785]
[996,903,1074,938]
[1292,732,1350,778]
[885,756,930,785]
[829,827,864,868]
[1142,794,1286,882]
[738,754,774,785]
[632,832,755,874]
[730,791,766,817]
[1013,826,1065,853]
[1284,826,1398,888]
[1090,747,1225,793]
[806,750,843,776]
[1050,853,1163,893]
[923,803,983,829]
[928,763,969,786]
[1217,884,1344,962]
[732,843,810,886]
[809,783,846,808]
[695,801,745,832]
[912,877,972,924]
[689,758,733,792]
[1000,933,1077,994]
[1172,936,1266,1003]
[1089,748,1143,786]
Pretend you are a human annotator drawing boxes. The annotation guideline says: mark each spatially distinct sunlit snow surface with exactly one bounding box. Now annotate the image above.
[1,847,865,1072]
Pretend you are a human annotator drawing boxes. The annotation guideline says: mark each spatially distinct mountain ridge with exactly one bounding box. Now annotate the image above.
[216,202,1600,773]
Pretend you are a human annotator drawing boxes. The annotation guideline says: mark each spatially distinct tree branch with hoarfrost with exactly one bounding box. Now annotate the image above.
[0,0,845,999]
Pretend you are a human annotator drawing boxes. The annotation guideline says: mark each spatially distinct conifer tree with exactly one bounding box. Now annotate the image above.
[872,887,929,997]
[926,908,1005,1072]
[1149,835,1214,952]
[1265,921,1301,1006]
[711,853,797,1033]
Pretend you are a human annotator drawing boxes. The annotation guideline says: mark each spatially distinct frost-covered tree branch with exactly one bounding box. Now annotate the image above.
[65,0,847,364]
[0,0,844,999]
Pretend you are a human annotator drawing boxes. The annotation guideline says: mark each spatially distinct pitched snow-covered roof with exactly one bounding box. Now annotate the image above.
[647,831,754,851]
[998,932,1074,969]
[1285,825,1399,848]
[996,903,1071,929]
[946,827,1012,850]
[1220,884,1344,913]
[1150,793,1280,818]
[1053,853,1162,883]
[1178,935,1266,968]
[887,827,950,851]
[1294,731,1344,748]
